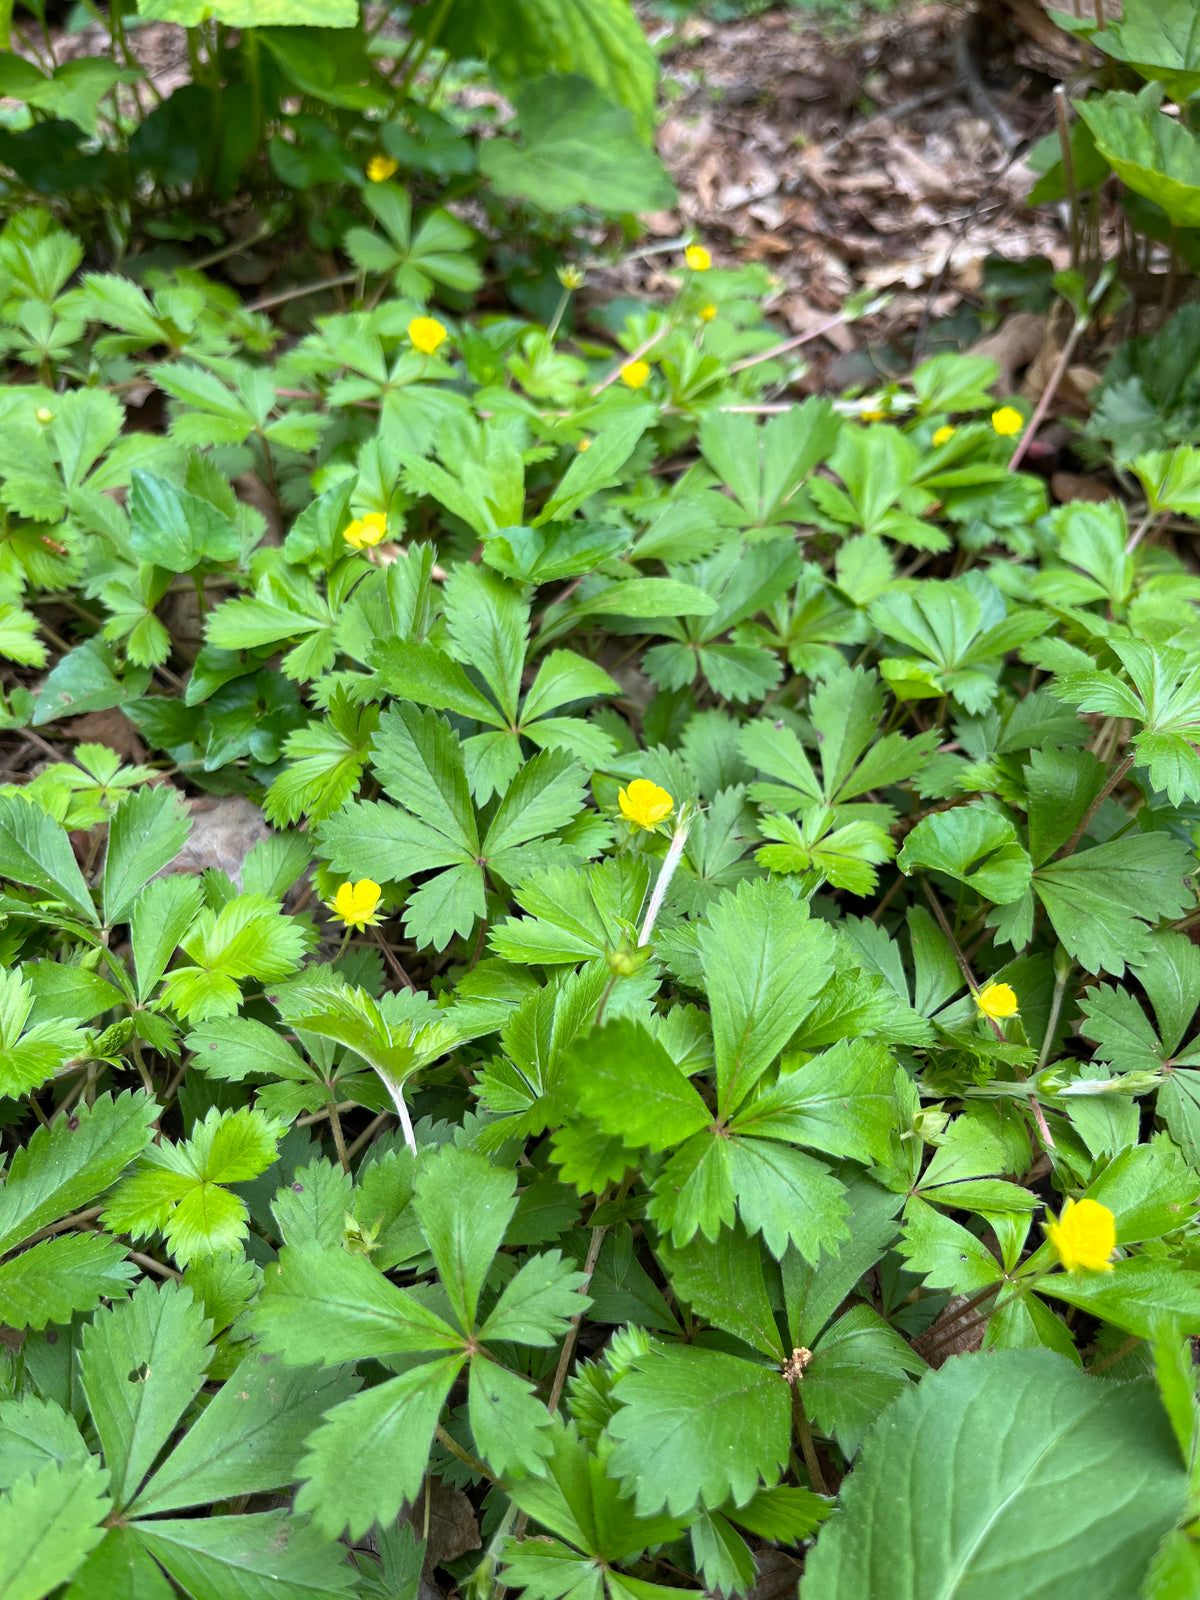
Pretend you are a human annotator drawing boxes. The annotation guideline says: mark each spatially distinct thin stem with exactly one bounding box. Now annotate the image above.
[370,923,417,990]
[1057,751,1135,859]
[791,1385,828,1495]
[244,269,358,314]
[328,1101,350,1173]
[1007,315,1087,473]
[346,1109,391,1161]
[434,1424,497,1484]
[727,302,883,374]
[546,1224,607,1415]
[381,1075,417,1154]
[130,1249,183,1282]
[1088,1334,1141,1374]
[1053,87,1080,272]
[1126,505,1165,555]
[1037,959,1073,1073]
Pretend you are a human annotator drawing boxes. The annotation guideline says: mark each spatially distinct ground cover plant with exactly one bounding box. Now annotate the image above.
[2,3,1200,1600]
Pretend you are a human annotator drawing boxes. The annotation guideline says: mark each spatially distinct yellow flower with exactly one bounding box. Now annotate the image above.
[991,405,1024,437]
[862,409,887,422]
[976,981,1018,1020]
[1046,1197,1116,1274]
[685,244,712,272]
[577,438,591,452]
[342,512,389,550]
[409,316,448,356]
[35,406,53,424]
[557,264,586,290]
[366,155,398,183]
[620,359,651,389]
[932,424,956,447]
[699,303,718,322]
[332,879,383,929]
[618,778,674,830]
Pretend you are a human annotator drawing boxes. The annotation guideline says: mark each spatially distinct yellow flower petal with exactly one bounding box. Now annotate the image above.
[618,778,674,830]
[35,406,53,424]
[342,511,388,551]
[332,879,383,928]
[409,316,448,356]
[577,438,591,452]
[932,424,956,446]
[699,303,718,322]
[861,409,887,422]
[1046,1197,1116,1273]
[685,244,711,272]
[991,405,1024,437]
[367,155,398,183]
[976,981,1018,1020]
[620,359,651,390]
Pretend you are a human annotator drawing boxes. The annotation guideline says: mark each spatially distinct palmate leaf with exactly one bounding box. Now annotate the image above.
[608,1345,791,1516]
[79,1279,212,1510]
[131,1511,358,1600]
[0,1232,137,1330]
[801,1349,1186,1600]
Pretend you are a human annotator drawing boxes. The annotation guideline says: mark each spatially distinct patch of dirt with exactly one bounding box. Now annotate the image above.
[597,1,1100,369]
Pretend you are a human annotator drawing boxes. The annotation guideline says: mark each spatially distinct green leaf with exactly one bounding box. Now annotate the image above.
[0,1455,112,1600]
[566,1019,711,1152]
[1043,1258,1200,1339]
[252,1240,461,1364]
[478,1249,591,1345]
[131,875,203,1002]
[63,1527,175,1600]
[468,1359,557,1478]
[0,1090,156,1256]
[480,77,675,215]
[897,805,1032,906]
[1078,88,1200,231]
[434,0,658,141]
[1033,833,1195,976]
[608,1345,791,1515]
[731,1039,901,1165]
[0,1232,136,1330]
[414,1144,516,1335]
[1085,0,1200,99]
[32,639,152,727]
[801,1305,925,1457]
[79,1279,212,1509]
[294,1356,463,1540]
[657,1222,785,1360]
[127,470,240,572]
[102,787,191,926]
[0,1395,89,1487]
[697,878,837,1114]
[0,794,98,925]
[801,1349,1187,1600]
[129,1354,357,1516]
[131,1511,358,1600]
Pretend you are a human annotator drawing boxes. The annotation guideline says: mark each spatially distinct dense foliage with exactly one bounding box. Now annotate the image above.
[2,3,1200,1599]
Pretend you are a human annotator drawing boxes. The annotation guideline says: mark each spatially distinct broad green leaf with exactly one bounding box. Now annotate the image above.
[131,1510,358,1600]
[129,1355,357,1516]
[478,1249,591,1345]
[657,1222,785,1361]
[294,1356,463,1540]
[127,470,239,572]
[0,1232,136,1330]
[1033,833,1195,977]
[413,1145,517,1334]
[481,77,675,216]
[801,1349,1187,1600]
[0,1455,112,1600]
[102,787,191,926]
[468,1359,557,1478]
[697,878,837,1114]
[566,1019,711,1152]
[801,1305,925,1457]
[252,1240,461,1363]
[0,1090,156,1256]
[897,806,1032,906]
[1078,88,1200,231]
[730,1039,901,1165]
[79,1279,212,1509]
[608,1345,791,1515]
[0,794,98,925]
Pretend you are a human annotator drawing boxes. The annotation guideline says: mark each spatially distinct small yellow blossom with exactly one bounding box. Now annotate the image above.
[991,405,1024,437]
[1046,1197,1116,1274]
[976,981,1018,1020]
[342,512,389,550]
[577,438,591,452]
[557,264,586,290]
[366,155,398,183]
[699,303,718,322]
[332,879,383,929]
[862,409,887,422]
[35,406,53,424]
[618,778,674,830]
[685,244,712,272]
[932,424,956,447]
[620,359,651,389]
[409,316,448,356]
